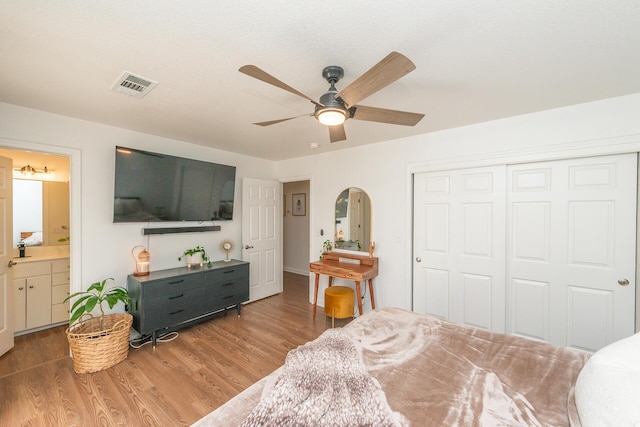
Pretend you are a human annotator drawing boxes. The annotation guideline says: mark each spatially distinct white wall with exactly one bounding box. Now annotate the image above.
[0,102,277,302]
[276,93,640,312]
[3,93,640,316]
[283,180,310,275]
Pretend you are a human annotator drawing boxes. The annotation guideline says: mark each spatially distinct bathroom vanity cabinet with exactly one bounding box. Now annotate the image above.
[13,258,70,333]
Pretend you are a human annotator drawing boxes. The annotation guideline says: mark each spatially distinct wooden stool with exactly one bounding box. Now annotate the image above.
[324,286,355,327]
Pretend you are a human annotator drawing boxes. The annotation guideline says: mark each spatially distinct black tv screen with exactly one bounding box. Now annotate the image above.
[113,146,236,223]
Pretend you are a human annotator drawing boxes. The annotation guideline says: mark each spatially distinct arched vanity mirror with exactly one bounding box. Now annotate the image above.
[334,187,371,252]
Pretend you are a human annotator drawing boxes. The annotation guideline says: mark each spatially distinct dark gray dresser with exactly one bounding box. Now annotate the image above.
[127,259,249,347]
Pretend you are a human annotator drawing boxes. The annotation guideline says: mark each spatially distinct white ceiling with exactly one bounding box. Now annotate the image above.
[1,1,639,161]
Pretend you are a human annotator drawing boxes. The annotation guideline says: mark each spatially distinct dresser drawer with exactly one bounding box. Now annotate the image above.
[52,272,70,286]
[142,274,202,299]
[207,264,249,282]
[52,284,70,304]
[52,302,69,323]
[204,278,248,312]
[52,258,70,273]
[13,261,50,278]
[206,277,247,299]
[142,288,204,331]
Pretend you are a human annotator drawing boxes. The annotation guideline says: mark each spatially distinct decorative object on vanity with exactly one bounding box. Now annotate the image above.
[131,245,150,276]
[319,239,333,259]
[64,278,132,374]
[239,51,425,143]
[221,240,234,262]
[178,246,211,268]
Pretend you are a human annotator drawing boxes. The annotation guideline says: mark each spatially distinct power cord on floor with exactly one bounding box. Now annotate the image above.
[129,331,179,348]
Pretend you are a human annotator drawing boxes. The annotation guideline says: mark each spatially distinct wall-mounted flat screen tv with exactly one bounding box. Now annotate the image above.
[113,146,236,223]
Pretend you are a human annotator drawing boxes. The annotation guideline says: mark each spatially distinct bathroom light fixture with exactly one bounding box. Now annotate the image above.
[20,165,36,176]
[15,165,53,176]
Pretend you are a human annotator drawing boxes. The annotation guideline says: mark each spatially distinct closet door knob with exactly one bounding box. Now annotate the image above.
[415,257,422,263]
[618,278,630,286]
[244,245,254,250]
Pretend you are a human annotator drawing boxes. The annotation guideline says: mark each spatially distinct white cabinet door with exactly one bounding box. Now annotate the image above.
[507,153,636,351]
[26,275,52,329]
[13,279,27,332]
[413,166,507,331]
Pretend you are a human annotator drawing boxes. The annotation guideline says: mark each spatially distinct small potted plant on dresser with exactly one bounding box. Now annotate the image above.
[64,278,132,374]
[179,245,212,268]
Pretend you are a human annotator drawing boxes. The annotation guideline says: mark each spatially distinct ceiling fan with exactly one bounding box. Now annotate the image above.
[239,51,425,143]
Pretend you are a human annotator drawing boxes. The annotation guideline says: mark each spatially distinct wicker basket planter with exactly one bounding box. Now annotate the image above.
[66,313,133,374]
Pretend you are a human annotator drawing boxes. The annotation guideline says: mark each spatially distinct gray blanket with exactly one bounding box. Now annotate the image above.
[239,328,407,427]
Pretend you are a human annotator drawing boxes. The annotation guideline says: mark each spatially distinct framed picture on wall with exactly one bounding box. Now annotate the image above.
[292,193,306,216]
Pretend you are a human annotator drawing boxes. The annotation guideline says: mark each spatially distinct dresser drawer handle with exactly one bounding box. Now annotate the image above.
[223,270,234,274]
[169,309,184,315]
[222,295,234,300]
[169,279,185,285]
[168,294,184,300]
[222,282,234,287]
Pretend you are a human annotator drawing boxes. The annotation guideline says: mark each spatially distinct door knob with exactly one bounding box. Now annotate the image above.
[8,260,17,267]
[415,257,422,263]
[618,278,630,286]
[244,245,254,250]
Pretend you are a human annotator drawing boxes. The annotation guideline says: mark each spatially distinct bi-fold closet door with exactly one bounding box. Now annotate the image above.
[413,153,637,351]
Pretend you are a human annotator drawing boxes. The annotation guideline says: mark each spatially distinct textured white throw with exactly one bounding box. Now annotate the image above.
[240,328,408,427]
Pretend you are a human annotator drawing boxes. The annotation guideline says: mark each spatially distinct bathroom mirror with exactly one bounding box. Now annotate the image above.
[13,179,69,247]
[334,187,371,252]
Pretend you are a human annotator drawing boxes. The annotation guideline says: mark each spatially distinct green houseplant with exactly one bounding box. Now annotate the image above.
[179,245,212,267]
[66,278,130,325]
[64,278,133,374]
[319,239,333,259]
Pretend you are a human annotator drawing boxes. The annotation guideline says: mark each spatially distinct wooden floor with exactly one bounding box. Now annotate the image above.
[0,272,348,426]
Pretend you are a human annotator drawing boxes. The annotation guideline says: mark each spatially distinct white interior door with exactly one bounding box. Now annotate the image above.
[0,155,14,357]
[349,191,363,244]
[507,153,637,351]
[413,166,506,332]
[242,177,282,301]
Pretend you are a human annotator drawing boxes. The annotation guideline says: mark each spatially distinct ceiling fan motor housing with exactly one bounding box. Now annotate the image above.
[315,66,348,123]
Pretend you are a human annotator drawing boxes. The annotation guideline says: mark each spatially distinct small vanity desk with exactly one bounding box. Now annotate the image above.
[310,251,378,317]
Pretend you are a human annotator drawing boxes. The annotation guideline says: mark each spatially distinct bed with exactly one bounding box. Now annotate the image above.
[192,307,640,426]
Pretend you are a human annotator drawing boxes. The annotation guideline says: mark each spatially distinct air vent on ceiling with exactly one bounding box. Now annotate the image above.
[111,71,158,98]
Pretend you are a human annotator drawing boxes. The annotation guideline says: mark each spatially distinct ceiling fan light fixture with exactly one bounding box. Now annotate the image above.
[317,109,347,126]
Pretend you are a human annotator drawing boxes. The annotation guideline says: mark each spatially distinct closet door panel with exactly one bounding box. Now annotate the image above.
[512,278,550,341]
[507,153,636,351]
[413,166,506,332]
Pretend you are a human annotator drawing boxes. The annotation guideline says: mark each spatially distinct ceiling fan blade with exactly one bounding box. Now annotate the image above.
[336,52,416,108]
[328,124,347,143]
[254,113,311,127]
[239,65,320,106]
[351,105,425,126]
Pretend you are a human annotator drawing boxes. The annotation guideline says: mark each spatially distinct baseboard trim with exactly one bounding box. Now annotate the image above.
[283,267,309,276]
